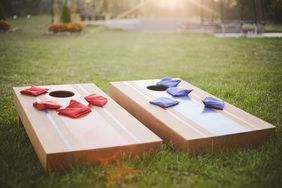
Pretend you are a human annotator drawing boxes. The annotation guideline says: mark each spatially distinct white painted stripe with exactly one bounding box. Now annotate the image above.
[124,82,207,137]
[36,97,73,150]
[123,82,151,100]
[76,84,141,143]
[101,108,141,143]
[188,92,258,130]
[133,80,249,136]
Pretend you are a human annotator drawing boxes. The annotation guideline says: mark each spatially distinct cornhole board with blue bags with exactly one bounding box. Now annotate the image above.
[109,78,275,152]
[13,83,162,170]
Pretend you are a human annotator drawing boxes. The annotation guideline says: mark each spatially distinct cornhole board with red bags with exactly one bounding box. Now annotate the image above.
[13,83,162,170]
[109,79,275,152]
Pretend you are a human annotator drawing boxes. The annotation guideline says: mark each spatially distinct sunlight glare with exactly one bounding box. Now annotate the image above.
[156,0,186,10]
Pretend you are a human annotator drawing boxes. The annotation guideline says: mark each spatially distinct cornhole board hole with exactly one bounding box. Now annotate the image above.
[109,79,275,152]
[13,83,162,170]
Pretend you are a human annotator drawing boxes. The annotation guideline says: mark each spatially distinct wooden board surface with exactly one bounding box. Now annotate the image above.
[109,79,275,152]
[13,83,162,170]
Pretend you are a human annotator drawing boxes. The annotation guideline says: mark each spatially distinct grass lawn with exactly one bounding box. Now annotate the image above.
[0,16,282,188]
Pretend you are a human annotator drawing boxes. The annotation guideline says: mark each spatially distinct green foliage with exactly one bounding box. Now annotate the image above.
[0,16,282,188]
[269,0,282,23]
[60,4,71,23]
[53,0,61,23]
[103,0,112,19]
[103,0,110,13]
[237,0,282,23]
[0,0,12,18]
[0,2,5,20]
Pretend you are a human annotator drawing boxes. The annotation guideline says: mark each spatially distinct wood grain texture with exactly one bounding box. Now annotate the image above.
[13,91,48,168]
[13,83,162,170]
[109,79,276,153]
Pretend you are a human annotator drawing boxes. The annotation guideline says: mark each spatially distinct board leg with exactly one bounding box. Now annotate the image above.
[17,115,23,127]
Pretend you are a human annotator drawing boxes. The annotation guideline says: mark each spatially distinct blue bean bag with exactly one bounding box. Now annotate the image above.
[166,87,193,97]
[156,76,181,88]
[202,97,224,110]
[149,97,179,108]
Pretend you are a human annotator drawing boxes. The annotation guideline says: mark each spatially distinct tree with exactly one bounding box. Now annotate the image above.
[61,4,71,23]
[237,0,282,23]
[103,0,112,19]
[269,0,282,22]
[0,2,5,19]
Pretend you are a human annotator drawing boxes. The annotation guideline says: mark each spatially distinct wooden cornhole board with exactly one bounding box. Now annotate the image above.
[109,79,275,152]
[13,83,162,170]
